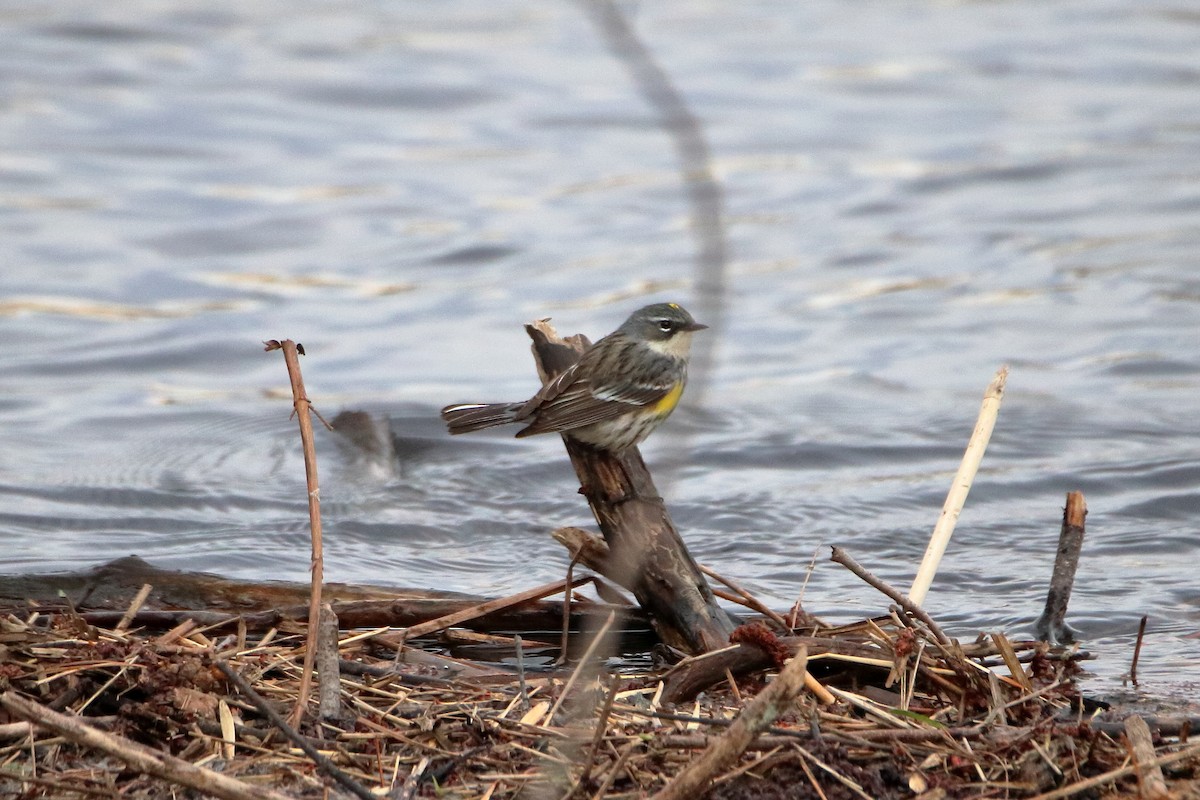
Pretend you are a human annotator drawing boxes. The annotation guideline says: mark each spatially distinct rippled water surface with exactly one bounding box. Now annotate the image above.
[2,1,1199,694]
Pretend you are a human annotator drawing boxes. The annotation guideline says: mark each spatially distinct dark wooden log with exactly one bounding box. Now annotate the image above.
[0,557,649,638]
[0,556,409,611]
[526,320,738,654]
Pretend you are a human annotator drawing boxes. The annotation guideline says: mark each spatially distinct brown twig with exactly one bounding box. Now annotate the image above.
[574,675,619,793]
[115,583,153,633]
[990,631,1033,692]
[264,338,325,728]
[590,740,637,800]
[788,743,874,800]
[559,558,577,665]
[548,610,618,725]
[830,546,950,645]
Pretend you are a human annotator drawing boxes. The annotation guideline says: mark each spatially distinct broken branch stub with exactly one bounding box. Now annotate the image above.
[526,319,738,654]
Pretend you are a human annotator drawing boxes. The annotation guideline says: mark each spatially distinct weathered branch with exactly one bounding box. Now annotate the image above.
[527,320,738,654]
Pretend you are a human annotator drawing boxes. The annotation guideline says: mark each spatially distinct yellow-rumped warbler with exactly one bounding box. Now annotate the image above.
[441,302,706,452]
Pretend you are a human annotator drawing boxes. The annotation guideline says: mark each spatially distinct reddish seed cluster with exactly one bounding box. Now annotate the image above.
[893,627,918,659]
[730,621,791,670]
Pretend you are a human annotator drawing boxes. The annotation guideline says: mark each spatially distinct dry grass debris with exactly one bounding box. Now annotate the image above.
[2,601,1197,799]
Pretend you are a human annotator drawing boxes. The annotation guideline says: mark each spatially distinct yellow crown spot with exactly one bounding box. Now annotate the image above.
[668,302,679,309]
[652,382,685,415]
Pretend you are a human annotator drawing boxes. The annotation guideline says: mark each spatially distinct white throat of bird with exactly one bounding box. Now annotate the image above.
[645,331,695,360]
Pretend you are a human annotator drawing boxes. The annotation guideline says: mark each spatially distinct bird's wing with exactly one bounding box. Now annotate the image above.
[516,368,677,436]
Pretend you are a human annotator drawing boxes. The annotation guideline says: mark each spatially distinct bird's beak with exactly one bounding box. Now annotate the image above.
[683,321,708,332]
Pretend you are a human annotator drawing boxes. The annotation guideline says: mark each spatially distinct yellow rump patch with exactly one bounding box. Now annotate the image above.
[652,382,685,415]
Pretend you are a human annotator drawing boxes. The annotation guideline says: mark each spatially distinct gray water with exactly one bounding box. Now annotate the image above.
[2,1,1198,696]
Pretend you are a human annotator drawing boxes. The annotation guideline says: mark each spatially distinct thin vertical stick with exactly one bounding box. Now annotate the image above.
[1035,492,1087,644]
[558,559,576,665]
[264,339,326,728]
[909,366,1008,606]
[1129,615,1148,687]
[514,635,530,709]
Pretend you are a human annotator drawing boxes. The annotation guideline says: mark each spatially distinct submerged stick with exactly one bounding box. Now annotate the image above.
[1129,615,1148,687]
[1035,491,1087,644]
[264,338,327,727]
[651,647,810,800]
[0,692,295,800]
[1128,614,1147,690]
[909,366,1008,606]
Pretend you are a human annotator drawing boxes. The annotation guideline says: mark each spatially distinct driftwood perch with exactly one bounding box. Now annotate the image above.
[526,319,738,654]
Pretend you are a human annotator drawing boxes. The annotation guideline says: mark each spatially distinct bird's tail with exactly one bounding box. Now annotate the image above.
[441,402,524,435]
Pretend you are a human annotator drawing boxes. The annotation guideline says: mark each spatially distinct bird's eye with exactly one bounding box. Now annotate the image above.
[658,320,674,332]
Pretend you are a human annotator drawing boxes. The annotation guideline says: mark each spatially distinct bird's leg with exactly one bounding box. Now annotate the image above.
[578,478,634,505]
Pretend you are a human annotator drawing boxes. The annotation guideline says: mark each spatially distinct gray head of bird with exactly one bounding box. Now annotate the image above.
[619,302,708,357]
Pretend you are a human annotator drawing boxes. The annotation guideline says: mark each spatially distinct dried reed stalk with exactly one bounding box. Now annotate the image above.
[909,366,1008,605]
[265,338,328,728]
